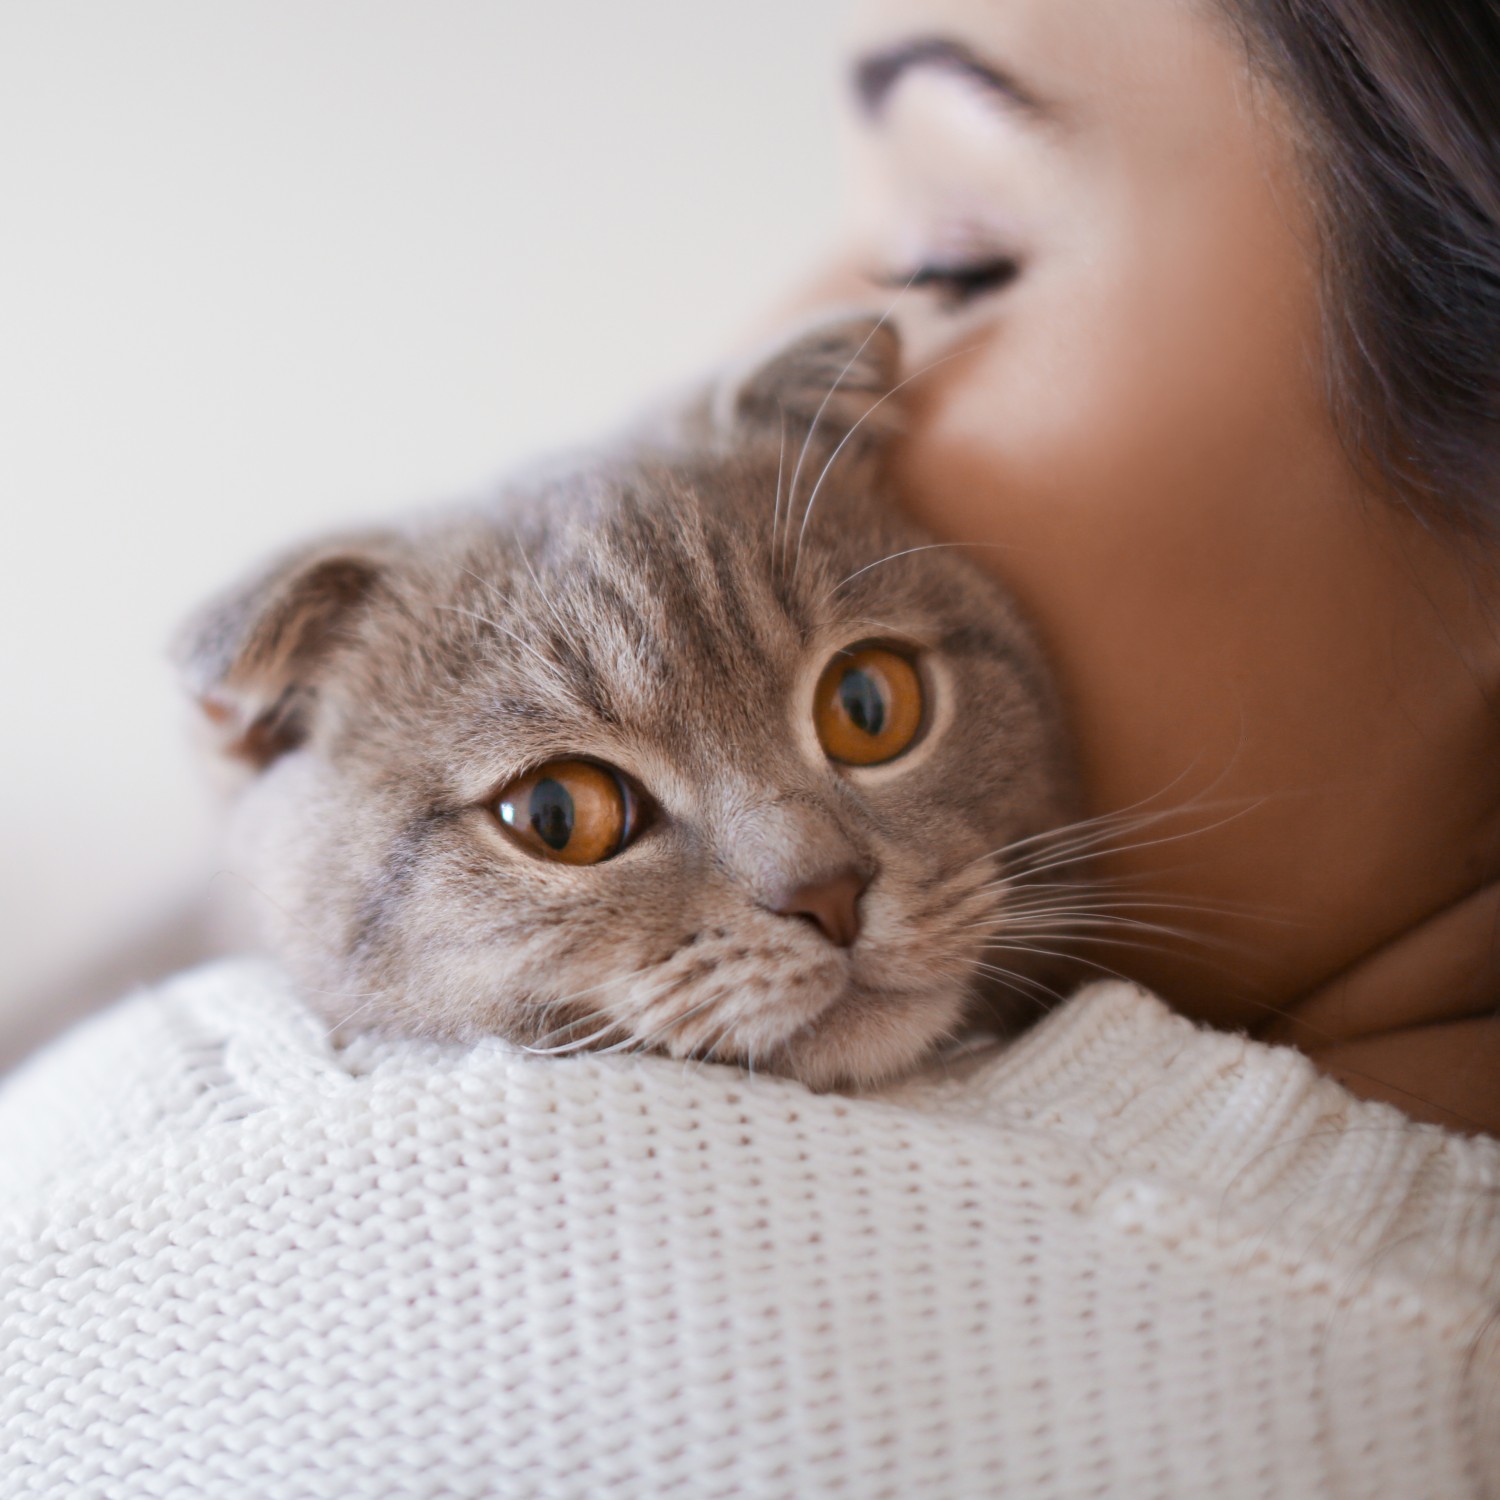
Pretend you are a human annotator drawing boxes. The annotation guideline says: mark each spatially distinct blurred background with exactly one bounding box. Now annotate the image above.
[0,2,848,1059]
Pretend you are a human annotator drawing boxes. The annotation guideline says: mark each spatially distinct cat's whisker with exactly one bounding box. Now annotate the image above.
[689,1009,749,1074]
[520,1028,611,1058]
[987,890,1292,926]
[969,954,1062,998]
[770,407,788,580]
[985,924,1252,987]
[946,810,1188,895]
[781,283,916,580]
[320,996,386,1040]
[999,796,1247,875]
[521,1013,624,1057]
[994,907,1207,935]
[967,959,1062,1015]
[998,741,1318,889]
[808,611,920,642]
[519,965,667,1055]
[992,931,1245,966]
[985,859,1305,927]
[969,746,1264,887]
[992,760,1214,863]
[989,917,1261,959]
[1004,814,1192,876]
[992,876,1233,902]
[549,969,735,1062]
[508,528,578,649]
[994,889,1233,914]
[990,919,1242,961]
[985,937,1137,986]
[979,879,1277,948]
[792,342,982,586]
[619,988,729,1060]
[832,541,1025,594]
[434,600,581,701]
[988,873,1180,897]
[995,800,1267,886]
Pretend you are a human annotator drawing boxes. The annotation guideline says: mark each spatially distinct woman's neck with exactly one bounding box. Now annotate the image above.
[1260,877,1500,1133]
[1216,509,1500,1133]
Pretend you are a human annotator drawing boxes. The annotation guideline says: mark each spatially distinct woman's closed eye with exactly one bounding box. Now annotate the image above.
[883,254,1021,308]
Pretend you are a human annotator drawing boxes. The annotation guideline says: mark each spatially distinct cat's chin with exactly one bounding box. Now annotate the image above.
[726,978,972,1093]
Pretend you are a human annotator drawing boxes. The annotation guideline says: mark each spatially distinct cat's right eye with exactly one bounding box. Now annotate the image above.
[495,759,639,865]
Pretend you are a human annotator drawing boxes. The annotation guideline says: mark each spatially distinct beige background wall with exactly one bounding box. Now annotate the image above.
[0,3,848,1046]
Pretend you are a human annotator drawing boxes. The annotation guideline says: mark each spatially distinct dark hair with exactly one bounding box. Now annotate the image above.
[1224,0,1500,536]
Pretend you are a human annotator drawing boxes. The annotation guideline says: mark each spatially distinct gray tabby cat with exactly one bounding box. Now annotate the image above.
[178,318,1078,1089]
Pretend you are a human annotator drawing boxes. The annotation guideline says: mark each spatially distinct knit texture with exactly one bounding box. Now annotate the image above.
[2,960,1497,1499]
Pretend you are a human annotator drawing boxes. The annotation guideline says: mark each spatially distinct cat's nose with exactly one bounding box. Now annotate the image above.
[767,867,869,949]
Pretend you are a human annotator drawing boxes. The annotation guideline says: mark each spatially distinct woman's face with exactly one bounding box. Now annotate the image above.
[800,0,1500,1031]
[848,0,1321,541]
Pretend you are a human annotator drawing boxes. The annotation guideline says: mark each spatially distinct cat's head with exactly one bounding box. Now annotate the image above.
[178,317,1075,1089]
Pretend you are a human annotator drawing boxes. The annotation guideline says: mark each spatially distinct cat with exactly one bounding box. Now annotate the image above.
[176,316,1079,1090]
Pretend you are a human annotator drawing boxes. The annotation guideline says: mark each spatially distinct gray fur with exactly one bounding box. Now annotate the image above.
[177,318,1078,1089]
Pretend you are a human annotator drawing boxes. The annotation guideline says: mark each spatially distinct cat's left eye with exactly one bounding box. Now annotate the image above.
[814,644,925,766]
[495,759,639,865]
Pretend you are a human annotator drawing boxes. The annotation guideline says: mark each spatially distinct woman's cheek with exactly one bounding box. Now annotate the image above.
[904,247,1318,553]
[897,295,1171,537]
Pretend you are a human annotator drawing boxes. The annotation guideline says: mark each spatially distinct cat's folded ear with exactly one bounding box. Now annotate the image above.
[173,534,394,769]
[718,314,903,456]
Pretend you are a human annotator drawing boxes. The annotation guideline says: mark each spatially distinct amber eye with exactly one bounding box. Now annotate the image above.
[495,759,635,865]
[813,645,924,766]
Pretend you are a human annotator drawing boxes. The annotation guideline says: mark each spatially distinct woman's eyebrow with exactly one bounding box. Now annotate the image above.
[852,37,1055,123]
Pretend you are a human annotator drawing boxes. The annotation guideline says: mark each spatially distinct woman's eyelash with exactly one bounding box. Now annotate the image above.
[885,255,1021,306]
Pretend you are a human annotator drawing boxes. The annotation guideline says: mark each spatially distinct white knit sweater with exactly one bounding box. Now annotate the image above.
[1,960,1496,1499]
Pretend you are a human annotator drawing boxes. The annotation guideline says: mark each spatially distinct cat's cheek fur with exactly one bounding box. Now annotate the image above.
[225,755,363,1018]
[224,755,418,1032]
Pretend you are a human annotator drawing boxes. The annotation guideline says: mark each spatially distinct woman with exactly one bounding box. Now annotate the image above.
[795,0,1500,1132]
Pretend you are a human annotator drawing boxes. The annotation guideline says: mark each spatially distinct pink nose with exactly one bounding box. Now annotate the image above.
[767,868,870,949]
